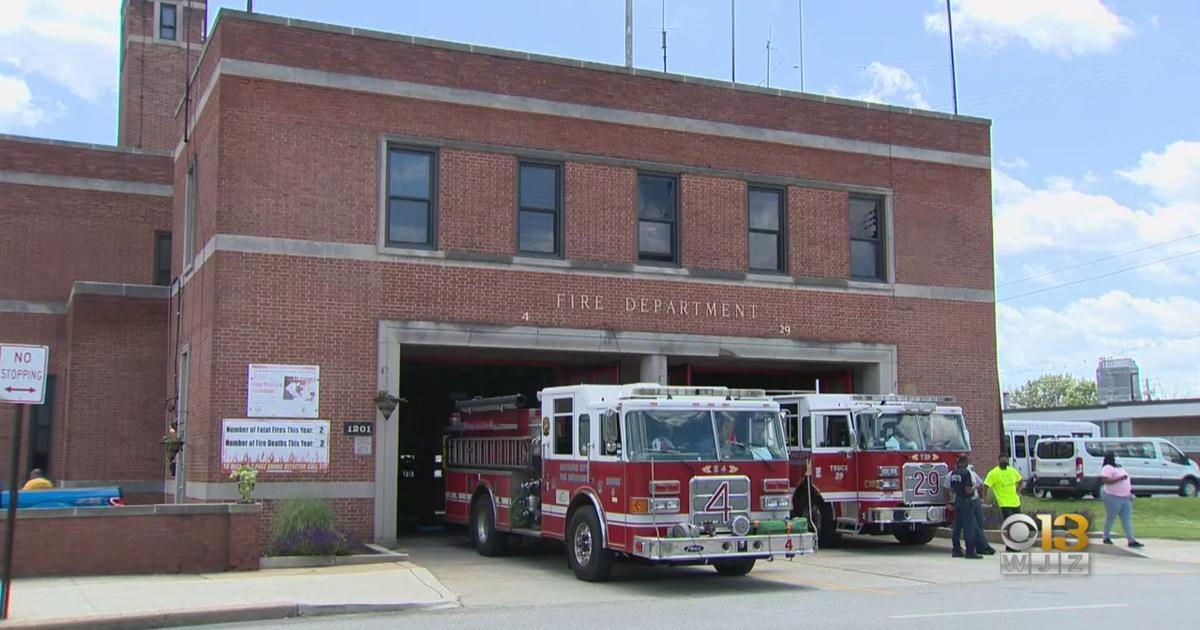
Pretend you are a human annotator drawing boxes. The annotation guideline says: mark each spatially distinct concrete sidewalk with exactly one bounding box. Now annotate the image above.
[5,561,458,629]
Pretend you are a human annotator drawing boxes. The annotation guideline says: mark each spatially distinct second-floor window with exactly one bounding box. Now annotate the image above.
[183,158,197,268]
[154,231,172,286]
[748,186,785,272]
[159,3,177,41]
[850,196,885,281]
[518,163,560,256]
[637,174,677,264]
[386,148,435,248]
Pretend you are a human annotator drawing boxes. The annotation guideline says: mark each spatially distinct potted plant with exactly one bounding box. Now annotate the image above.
[374,391,406,421]
[229,465,258,503]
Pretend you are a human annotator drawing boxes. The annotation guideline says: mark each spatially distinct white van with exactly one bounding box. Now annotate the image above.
[1003,420,1100,482]
[1032,437,1200,498]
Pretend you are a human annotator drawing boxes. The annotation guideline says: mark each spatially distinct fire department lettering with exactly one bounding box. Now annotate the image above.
[553,293,759,320]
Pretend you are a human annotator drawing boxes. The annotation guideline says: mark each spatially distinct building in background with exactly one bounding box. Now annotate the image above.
[1097,357,1142,404]
[1,5,999,545]
[1003,398,1200,460]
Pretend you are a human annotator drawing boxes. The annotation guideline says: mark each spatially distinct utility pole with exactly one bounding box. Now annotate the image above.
[945,0,959,114]
[628,0,638,68]
[731,0,736,85]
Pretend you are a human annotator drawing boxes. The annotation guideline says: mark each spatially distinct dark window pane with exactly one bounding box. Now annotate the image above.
[851,240,880,279]
[519,210,556,254]
[388,199,429,244]
[519,165,557,210]
[160,4,176,40]
[749,189,781,230]
[749,232,780,271]
[638,176,676,221]
[388,151,431,199]
[849,197,880,238]
[154,232,172,286]
[639,221,672,256]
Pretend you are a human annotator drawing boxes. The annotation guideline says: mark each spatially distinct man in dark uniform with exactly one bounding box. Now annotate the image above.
[948,455,983,559]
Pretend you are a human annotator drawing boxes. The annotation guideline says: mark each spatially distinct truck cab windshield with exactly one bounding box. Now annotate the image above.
[626,409,787,462]
[857,412,969,451]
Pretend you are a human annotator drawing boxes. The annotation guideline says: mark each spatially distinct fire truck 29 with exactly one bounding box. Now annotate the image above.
[444,384,816,582]
[773,393,971,547]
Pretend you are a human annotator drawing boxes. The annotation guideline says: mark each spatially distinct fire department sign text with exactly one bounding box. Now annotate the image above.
[555,293,759,319]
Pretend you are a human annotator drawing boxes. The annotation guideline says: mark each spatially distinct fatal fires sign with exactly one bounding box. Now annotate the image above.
[0,344,49,405]
[221,419,330,473]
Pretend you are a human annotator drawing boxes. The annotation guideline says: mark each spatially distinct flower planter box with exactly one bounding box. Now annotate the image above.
[259,544,408,569]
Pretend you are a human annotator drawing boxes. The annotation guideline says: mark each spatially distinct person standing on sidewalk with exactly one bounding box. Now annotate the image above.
[1100,452,1144,548]
[947,455,983,559]
[984,455,1023,520]
[944,463,994,556]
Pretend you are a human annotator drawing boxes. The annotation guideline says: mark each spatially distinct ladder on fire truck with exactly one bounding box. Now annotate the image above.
[444,394,536,471]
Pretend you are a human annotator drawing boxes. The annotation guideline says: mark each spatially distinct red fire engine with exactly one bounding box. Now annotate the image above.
[773,393,971,546]
[444,384,816,581]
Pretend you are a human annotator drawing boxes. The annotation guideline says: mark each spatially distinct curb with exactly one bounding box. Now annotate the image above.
[3,600,458,630]
[259,547,410,570]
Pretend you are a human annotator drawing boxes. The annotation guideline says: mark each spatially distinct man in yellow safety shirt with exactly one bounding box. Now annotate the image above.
[984,455,1023,550]
[22,468,53,491]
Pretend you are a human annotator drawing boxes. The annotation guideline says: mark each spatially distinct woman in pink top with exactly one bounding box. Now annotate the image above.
[1100,452,1143,548]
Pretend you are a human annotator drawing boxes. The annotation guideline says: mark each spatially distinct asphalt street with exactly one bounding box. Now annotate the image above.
[207,532,1200,630]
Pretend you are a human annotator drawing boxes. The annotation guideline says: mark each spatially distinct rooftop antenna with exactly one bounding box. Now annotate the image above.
[661,0,668,72]
[797,0,805,91]
[765,27,777,87]
[246,0,252,12]
[625,0,633,68]
[730,0,736,85]
[945,0,959,114]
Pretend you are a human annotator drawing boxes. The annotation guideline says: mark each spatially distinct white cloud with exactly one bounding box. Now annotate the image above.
[1117,140,1200,202]
[0,73,49,127]
[998,291,1200,396]
[925,0,1133,59]
[993,164,1200,268]
[855,62,930,110]
[0,0,120,103]
[997,156,1029,171]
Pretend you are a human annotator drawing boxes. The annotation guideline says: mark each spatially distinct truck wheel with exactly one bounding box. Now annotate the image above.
[566,507,613,582]
[471,494,508,557]
[1180,479,1198,497]
[893,526,938,546]
[712,557,756,576]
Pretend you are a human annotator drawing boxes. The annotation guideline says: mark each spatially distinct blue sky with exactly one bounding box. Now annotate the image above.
[2,1,1197,397]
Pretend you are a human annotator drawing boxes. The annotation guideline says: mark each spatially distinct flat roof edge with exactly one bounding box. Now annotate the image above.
[212,9,991,127]
[0,133,172,158]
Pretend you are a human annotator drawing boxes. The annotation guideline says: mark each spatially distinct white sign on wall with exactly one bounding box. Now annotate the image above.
[221,419,330,473]
[247,364,319,418]
[0,344,49,405]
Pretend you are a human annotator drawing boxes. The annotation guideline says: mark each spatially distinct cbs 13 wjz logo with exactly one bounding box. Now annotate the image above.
[999,513,1091,576]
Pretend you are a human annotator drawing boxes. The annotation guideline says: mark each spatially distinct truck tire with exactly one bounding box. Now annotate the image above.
[566,507,613,582]
[712,557,756,576]
[893,526,938,546]
[795,495,839,548]
[1179,479,1198,497]
[471,494,508,557]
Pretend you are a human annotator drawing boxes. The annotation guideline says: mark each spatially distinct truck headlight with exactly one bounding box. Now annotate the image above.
[878,466,900,477]
[650,498,680,513]
[761,495,792,511]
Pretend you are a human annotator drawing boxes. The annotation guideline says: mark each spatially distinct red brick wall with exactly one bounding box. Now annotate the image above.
[0,505,260,577]
[564,162,636,264]
[0,138,170,182]
[438,149,516,254]
[118,0,207,151]
[212,16,989,157]
[60,296,168,482]
[681,174,746,273]
[790,187,849,279]
[259,498,374,552]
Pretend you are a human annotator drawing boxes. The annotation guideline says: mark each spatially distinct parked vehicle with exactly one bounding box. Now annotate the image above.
[773,393,971,547]
[443,384,816,582]
[1003,420,1100,491]
[1032,437,1200,498]
[0,486,124,508]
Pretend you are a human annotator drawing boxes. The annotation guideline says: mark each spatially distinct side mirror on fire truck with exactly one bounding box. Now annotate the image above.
[601,410,621,456]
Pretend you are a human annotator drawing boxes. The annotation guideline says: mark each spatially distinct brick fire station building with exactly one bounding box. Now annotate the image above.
[0,4,998,545]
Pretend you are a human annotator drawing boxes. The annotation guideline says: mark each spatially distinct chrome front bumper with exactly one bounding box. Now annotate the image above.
[631,532,816,561]
[865,505,947,525]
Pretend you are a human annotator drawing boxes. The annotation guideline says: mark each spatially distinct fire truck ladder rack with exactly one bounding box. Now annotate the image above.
[454,394,525,414]
[851,394,957,404]
[447,436,532,471]
[627,386,770,400]
[763,389,820,396]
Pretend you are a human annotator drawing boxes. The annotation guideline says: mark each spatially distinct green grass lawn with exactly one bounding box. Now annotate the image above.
[1015,496,1200,541]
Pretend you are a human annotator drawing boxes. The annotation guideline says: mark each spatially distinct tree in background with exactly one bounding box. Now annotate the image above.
[1007,374,1098,408]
